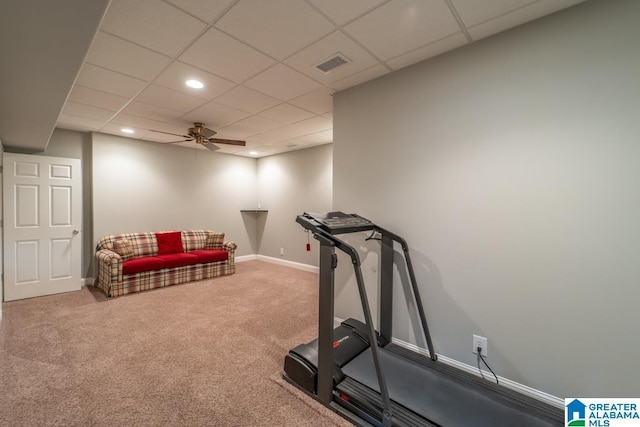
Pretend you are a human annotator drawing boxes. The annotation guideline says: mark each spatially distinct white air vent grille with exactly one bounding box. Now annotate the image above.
[315,53,350,73]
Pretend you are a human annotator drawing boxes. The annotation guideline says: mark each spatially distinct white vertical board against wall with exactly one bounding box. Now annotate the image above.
[0,143,3,312]
[3,153,82,301]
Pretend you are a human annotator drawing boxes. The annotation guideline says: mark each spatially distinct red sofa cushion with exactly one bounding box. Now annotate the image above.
[156,231,184,255]
[189,250,229,264]
[156,253,199,268]
[123,256,164,275]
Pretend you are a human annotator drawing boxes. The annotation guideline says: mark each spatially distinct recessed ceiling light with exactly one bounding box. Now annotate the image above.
[249,151,258,156]
[186,79,204,89]
[121,128,134,134]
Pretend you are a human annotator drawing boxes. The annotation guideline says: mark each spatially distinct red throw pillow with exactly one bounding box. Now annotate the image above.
[156,231,184,255]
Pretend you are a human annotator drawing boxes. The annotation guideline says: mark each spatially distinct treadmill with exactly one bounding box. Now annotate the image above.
[283,211,563,427]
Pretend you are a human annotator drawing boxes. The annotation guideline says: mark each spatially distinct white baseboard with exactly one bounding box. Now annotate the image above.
[333,316,563,409]
[81,278,94,287]
[235,254,318,273]
[257,255,318,273]
[235,254,258,263]
[391,338,563,408]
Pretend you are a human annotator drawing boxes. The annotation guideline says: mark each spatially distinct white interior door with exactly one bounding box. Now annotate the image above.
[3,153,82,301]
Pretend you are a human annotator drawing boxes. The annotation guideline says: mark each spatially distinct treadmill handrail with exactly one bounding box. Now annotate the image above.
[298,215,394,426]
[374,226,437,362]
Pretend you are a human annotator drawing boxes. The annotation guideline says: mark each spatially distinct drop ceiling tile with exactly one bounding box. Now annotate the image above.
[329,64,389,90]
[289,87,334,114]
[246,126,299,146]
[67,85,130,111]
[179,28,276,83]
[449,0,536,27]
[284,31,380,85]
[215,0,334,60]
[244,64,322,101]
[344,0,460,60]
[100,0,206,57]
[216,115,281,139]
[153,61,236,100]
[75,64,148,98]
[184,101,251,129]
[136,84,208,113]
[62,101,116,122]
[467,0,587,41]
[85,31,172,81]
[110,114,188,135]
[213,86,281,114]
[257,103,316,125]
[287,116,333,137]
[308,0,387,25]
[57,114,108,131]
[100,123,151,140]
[121,101,185,122]
[286,129,333,146]
[386,32,468,70]
[164,0,236,23]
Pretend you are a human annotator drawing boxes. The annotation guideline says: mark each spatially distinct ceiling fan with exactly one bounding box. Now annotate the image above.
[149,122,246,151]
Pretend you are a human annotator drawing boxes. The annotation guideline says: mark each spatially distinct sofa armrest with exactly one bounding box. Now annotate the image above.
[95,249,123,296]
[223,241,237,265]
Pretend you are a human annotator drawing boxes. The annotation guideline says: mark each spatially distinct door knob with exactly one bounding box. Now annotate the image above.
[73,229,80,234]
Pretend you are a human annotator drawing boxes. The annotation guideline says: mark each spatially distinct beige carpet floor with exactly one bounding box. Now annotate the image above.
[0,261,352,426]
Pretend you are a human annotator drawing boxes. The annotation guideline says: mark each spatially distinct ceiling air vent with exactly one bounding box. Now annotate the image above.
[315,53,350,73]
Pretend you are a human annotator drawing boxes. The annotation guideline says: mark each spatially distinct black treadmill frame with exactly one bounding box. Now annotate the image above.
[292,212,562,427]
[296,212,438,426]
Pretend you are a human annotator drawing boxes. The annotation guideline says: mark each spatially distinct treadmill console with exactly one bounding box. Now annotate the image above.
[298,211,375,234]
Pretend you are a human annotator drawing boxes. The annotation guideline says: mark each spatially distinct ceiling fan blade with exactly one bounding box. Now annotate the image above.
[202,141,220,151]
[199,127,217,139]
[161,139,193,144]
[209,138,246,146]
[149,129,192,138]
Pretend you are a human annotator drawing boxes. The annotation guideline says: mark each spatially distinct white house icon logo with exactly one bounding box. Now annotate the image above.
[566,399,586,426]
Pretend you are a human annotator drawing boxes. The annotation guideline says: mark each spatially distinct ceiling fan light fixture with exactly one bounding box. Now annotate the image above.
[185,79,204,89]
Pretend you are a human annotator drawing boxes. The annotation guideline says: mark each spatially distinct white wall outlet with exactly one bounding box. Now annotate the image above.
[473,334,488,356]
[280,247,284,256]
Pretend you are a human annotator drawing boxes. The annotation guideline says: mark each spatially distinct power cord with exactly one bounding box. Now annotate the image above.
[476,347,499,385]
[365,230,381,241]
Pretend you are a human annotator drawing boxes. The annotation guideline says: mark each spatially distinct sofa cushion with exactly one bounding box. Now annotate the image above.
[156,253,199,268]
[113,239,134,261]
[182,230,209,252]
[123,256,164,275]
[206,232,225,249]
[156,231,184,255]
[189,250,229,264]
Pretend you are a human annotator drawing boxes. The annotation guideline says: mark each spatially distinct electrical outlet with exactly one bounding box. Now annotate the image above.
[473,335,488,357]
[280,247,284,256]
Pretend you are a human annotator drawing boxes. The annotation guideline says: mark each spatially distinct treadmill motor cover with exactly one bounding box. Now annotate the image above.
[284,324,369,394]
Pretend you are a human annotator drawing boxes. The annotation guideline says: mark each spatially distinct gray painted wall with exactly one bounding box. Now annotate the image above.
[333,0,639,398]
[92,133,258,259]
[256,144,332,265]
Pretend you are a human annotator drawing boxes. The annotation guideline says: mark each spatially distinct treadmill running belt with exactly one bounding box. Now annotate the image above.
[340,348,560,427]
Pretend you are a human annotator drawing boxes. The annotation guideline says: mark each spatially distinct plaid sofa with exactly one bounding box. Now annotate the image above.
[95,230,236,297]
